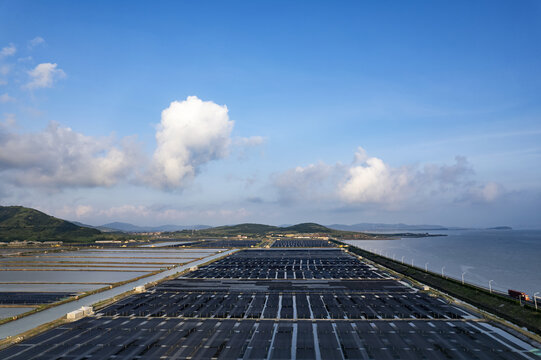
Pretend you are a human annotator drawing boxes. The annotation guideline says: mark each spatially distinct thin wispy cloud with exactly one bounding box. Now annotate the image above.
[0,64,11,76]
[0,93,15,103]
[398,129,541,153]
[25,63,66,89]
[272,162,345,204]
[1,113,16,127]
[50,203,250,224]
[28,36,45,49]
[17,56,33,63]
[235,136,266,147]
[0,44,16,57]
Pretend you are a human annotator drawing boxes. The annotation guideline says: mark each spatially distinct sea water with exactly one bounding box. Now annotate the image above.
[346,229,541,297]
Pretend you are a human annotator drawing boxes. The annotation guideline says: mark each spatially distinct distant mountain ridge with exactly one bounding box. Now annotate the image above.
[91,222,339,236]
[98,221,513,234]
[172,222,386,239]
[327,223,449,231]
[0,205,101,242]
[99,222,211,233]
[70,221,121,233]
[201,222,340,235]
[99,221,453,236]
[208,222,334,235]
[0,205,509,243]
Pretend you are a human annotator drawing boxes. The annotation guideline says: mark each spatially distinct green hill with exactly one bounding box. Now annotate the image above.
[172,222,383,239]
[0,206,101,242]
[282,223,334,233]
[187,223,279,236]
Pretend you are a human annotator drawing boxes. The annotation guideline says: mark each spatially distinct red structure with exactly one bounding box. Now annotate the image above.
[508,289,531,301]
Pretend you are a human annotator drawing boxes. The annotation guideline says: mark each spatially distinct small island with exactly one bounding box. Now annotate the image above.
[381,232,447,239]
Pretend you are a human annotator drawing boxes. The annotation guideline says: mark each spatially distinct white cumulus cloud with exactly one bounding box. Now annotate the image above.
[0,122,140,188]
[339,147,411,204]
[0,96,258,192]
[273,147,499,207]
[25,63,66,89]
[148,96,234,189]
[0,44,16,57]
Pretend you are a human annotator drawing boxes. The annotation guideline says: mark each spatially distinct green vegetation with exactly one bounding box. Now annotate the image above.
[0,205,439,244]
[200,223,279,235]
[338,241,541,336]
[169,222,386,239]
[0,206,101,243]
[281,223,334,233]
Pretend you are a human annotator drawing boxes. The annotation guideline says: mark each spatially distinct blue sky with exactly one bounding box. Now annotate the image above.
[1,0,540,228]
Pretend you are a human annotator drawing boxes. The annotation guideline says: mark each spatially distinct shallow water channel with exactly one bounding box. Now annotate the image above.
[0,249,234,339]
